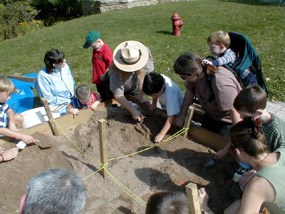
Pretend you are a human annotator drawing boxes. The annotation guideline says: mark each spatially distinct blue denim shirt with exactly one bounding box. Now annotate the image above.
[35,63,75,114]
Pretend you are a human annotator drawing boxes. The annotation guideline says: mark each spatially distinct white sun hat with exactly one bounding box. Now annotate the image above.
[113,40,149,72]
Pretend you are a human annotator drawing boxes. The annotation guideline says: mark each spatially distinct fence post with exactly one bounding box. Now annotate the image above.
[99,119,107,178]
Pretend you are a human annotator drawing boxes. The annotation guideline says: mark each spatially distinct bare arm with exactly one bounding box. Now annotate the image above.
[175,88,194,127]
[238,177,275,214]
[115,95,144,122]
[0,128,36,144]
[154,115,175,143]
[229,108,242,125]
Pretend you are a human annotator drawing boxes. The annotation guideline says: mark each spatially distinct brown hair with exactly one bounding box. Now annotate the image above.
[0,76,15,96]
[145,192,189,214]
[234,85,267,113]
[75,85,91,102]
[207,31,231,48]
[173,52,204,76]
[230,119,269,158]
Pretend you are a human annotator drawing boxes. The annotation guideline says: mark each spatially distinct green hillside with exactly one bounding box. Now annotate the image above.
[0,0,284,100]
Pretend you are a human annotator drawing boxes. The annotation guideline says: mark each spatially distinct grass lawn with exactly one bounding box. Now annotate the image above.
[0,0,284,101]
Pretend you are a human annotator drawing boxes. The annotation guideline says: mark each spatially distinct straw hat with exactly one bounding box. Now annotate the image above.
[113,41,149,72]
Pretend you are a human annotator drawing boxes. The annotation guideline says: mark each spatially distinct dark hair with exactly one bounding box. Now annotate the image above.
[173,52,203,76]
[230,119,269,158]
[142,73,165,95]
[145,192,189,214]
[234,85,267,113]
[44,49,65,73]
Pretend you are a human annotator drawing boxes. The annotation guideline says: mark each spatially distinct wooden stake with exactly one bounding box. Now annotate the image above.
[183,105,195,137]
[185,182,201,214]
[99,119,107,178]
[41,98,61,136]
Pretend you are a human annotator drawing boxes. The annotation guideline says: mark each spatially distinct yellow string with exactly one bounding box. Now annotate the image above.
[108,128,188,162]
[104,167,147,207]
[9,127,188,213]
[54,120,85,155]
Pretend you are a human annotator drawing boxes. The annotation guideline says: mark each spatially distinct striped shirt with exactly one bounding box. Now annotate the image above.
[0,102,9,128]
[262,114,285,152]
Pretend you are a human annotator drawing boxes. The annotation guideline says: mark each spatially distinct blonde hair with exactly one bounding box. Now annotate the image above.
[0,76,15,96]
[207,31,231,48]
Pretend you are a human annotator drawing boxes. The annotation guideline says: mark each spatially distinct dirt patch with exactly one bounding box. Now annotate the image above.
[0,105,242,213]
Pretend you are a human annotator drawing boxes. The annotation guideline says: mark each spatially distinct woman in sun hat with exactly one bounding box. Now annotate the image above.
[108,40,154,122]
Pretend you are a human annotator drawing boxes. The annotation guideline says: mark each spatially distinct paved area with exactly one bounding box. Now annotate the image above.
[266,101,285,121]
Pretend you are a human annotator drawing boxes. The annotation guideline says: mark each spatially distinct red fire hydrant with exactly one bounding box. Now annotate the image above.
[171,12,184,36]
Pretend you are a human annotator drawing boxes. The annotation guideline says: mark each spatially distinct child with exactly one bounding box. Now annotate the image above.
[142,72,183,143]
[216,85,285,159]
[0,77,36,144]
[70,84,101,113]
[203,30,257,87]
[83,30,113,101]
[215,85,285,189]
[145,192,189,214]
[145,190,213,214]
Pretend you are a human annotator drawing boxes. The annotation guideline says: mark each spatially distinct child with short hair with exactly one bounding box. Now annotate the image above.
[216,85,285,189]
[145,189,213,214]
[69,84,101,113]
[0,77,36,144]
[142,72,183,143]
[203,30,257,87]
[83,30,113,101]
[145,191,189,214]
[216,85,285,159]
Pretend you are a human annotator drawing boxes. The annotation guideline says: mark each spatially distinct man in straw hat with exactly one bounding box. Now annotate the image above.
[108,40,154,123]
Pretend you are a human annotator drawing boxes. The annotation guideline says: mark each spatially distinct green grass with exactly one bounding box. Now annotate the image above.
[0,0,284,101]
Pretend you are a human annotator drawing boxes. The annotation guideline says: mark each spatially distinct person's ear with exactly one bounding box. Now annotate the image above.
[19,194,27,214]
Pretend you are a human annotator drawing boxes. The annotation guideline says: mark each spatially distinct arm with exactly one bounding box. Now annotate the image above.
[238,177,274,214]
[215,140,231,159]
[0,127,36,144]
[7,109,18,132]
[149,97,158,112]
[115,95,144,122]
[213,49,236,66]
[175,87,194,127]
[229,108,242,125]
[154,115,175,143]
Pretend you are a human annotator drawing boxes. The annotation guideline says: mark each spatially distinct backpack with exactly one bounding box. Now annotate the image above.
[227,31,269,95]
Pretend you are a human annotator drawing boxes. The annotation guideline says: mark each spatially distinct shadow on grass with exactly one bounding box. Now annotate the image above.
[218,0,284,5]
[156,30,172,35]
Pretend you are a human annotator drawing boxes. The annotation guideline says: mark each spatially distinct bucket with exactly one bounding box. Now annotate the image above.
[21,107,61,129]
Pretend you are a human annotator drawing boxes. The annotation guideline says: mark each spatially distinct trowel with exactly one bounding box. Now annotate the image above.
[32,132,52,149]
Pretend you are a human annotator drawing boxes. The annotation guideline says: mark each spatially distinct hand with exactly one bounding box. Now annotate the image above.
[0,148,19,162]
[154,133,165,143]
[0,147,5,154]
[214,147,228,159]
[202,59,213,66]
[68,108,79,116]
[198,188,213,213]
[20,134,37,144]
[239,169,257,188]
[131,109,145,123]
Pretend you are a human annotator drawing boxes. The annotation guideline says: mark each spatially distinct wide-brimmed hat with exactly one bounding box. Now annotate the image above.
[83,30,100,49]
[113,41,149,72]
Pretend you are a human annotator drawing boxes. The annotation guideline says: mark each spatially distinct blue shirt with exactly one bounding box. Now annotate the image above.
[35,63,75,114]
